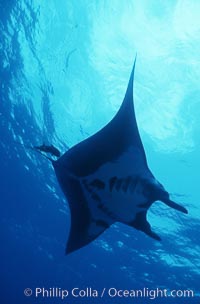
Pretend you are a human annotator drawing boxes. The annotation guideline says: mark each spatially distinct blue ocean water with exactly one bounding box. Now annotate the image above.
[0,1,199,303]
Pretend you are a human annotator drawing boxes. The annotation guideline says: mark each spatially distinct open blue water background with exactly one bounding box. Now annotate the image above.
[0,1,199,303]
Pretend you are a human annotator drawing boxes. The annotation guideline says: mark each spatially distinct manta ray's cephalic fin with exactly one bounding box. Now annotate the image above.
[162,198,188,214]
[129,210,161,241]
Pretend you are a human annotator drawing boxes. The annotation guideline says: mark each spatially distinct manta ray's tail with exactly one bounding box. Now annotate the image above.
[162,198,188,214]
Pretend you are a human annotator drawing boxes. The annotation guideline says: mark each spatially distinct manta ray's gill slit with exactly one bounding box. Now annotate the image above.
[109,176,117,191]
[108,175,140,194]
[82,179,103,202]
[115,179,123,191]
[122,176,132,192]
[128,177,139,193]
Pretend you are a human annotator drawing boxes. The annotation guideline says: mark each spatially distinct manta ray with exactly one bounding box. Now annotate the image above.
[52,58,188,254]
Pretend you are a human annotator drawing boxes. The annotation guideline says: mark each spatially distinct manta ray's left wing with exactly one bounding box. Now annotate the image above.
[56,57,147,178]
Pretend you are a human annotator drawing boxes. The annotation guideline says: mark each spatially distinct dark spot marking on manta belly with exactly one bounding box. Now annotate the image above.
[122,176,132,192]
[116,178,123,191]
[90,179,105,189]
[109,176,117,191]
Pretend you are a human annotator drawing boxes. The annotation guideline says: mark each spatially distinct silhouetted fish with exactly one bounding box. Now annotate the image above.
[34,144,61,157]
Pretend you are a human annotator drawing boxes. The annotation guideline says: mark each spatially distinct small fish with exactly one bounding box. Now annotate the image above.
[34,144,61,157]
